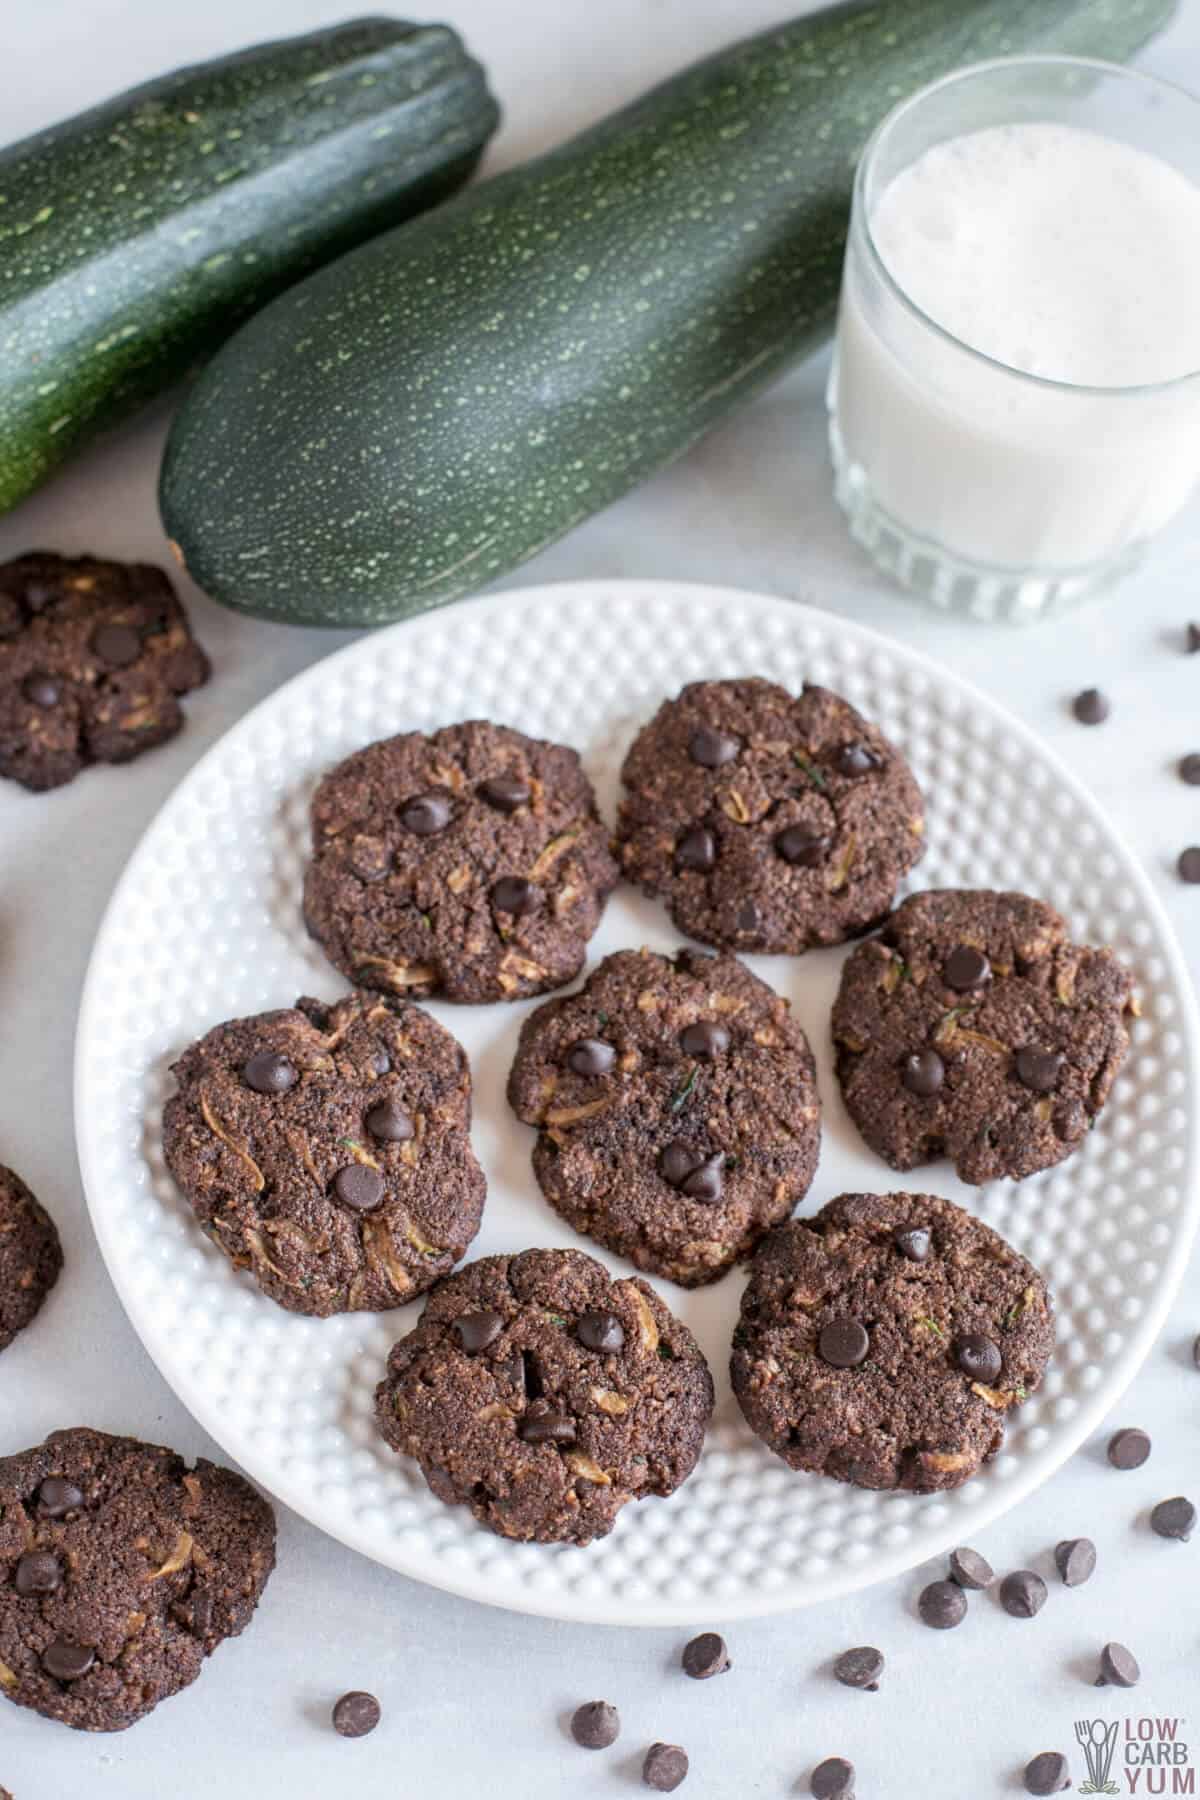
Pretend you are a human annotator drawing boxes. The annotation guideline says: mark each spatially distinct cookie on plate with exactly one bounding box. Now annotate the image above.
[0,1426,275,1732]
[615,678,925,953]
[163,989,485,1316]
[832,889,1134,1184]
[731,1192,1054,1493]
[302,720,619,1004]
[0,1164,62,1353]
[0,552,210,792]
[507,948,821,1286]
[375,1248,714,1545]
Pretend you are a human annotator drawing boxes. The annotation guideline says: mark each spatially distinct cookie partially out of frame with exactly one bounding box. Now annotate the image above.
[832,888,1134,1184]
[0,1427,275,1733]
[507,947,821,1286]
[163,989,485,1316]
[0,1164,62,1353]
[616,678,925,953]
[375,1248,714,1545]
[731,1192,1054,1493]
[302,720,619,1004]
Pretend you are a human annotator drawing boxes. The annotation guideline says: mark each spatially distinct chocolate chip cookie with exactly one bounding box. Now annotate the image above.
[0,553,210,792]
[0,1426,275,1732]
[832,889,1134,1184]
[302,721,618,1005]
[731,1192,1054,1492]
[162,989,485,1316]
[507,948,821,1287]
[375,1247,714,1544]
[616,678,925,953]
[0,1165,62,1353]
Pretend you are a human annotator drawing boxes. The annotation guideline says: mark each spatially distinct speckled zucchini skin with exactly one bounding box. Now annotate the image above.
[160,0,1174,627]
[0,19,498,513]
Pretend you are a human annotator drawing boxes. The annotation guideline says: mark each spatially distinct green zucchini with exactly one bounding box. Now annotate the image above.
[161,0,1173,627]
[0,19,498,514]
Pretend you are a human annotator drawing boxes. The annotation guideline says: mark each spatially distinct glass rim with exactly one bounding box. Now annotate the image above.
[855,53,1200,398]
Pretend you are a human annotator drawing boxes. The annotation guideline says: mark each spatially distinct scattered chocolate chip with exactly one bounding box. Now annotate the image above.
[1054,1538,1096,1587]
[1180,754,1200,786]
[819,1318,869,1369]
[918,1580,968,1630]
[660,1140,700,1188]
[1024,1750,1071,1794]
[491,875,539,916]
[577,1311,625,1354]
[1096,1642,1140,1688]
[348,838,392,882]
[566,1038,616,1077]
[571,1700,620,1749]
[1000,1570,1047,1618]
[679,1021,729,1059]
[1072,687,1109,725]
[399,791,452,836]
[894,1226,932,1263]
[833,1646,883,1691]
[14,1551,63,1597]
[1188,622,1200,654]
[90,621,141,667]
[835,741,880,777]
[478,774,530,812]
[811,1755,855,1798]
[1107,1427,1151,1470]
[1178,847,1200,884]
[332,1163,385,1212]
[681,1153,725,1204]
[1150,1496,1195,1541]
[36,1477,83,1519]
[42,1640,95,1682]
[21,672,61,708]
[675,827,716,873]
[954,1333,1002,1384]
[454,1311,504,1354]
[943,945,990,991]
[688,725,740,769]
[775,824,829,867]
[518,1402,577,1446]
[1014,1047,1063,1093]
[736,900,760,933]
[681,1632,730,1680]
[643,1742,689,1792]
[948,1548,994,1591]
[365,1098,414,1143]
[332,1690,381,1738]
[901,1049,944,1097]
[241,1051,298,1096]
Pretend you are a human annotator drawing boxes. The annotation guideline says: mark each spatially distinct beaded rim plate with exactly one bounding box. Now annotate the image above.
[75,580,1200,1626]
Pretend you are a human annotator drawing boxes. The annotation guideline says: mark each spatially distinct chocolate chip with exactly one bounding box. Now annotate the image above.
[577,1311,625,1354]
[1054,1538,1096,1587]
[833,1646,883,1691]
[1096,1642,1140,1688]
[365,1099,414,1143]
[688,725,741,768]
[675,827,717,873]
[1189,622,1200,654]
[835,741,880,777]
[571,1701,620,1749]
[1194,1333,1200,1371]
[566,1038,615,1077]
[918,1580,968,1630]
[454,1311,504,1353]
[332,1163,385,1212]
[42,1640,95,1682]
[1180,754,1200,786]
[775,824,829,867]
[818,1318,869,1369]
[1150,1496,1195,1541]
[643,1743,689,1792]
[1107,1427,1151,1470]
[1178,847,1200,884]
[90,621,141,667]
[1000,1570,1047,1618]
[681,1153,725,1203]
[894,1226,932,1263]
[242,1050,298,1095]
[518,1401,577,1446]
[21,672,61,708]
[954,1333,1002,1384]
[679,1021,729,1059]
[948,1547,994,1590]
[681,1632,729,1680]
[332,1691,381,1738]
[478,774,531,812]
[491,875,539,916]
[736,900,760,933]
[901,1049,944,1097]
[660,1140,700,1188]
[36,1477,83,1519]
[811,1755,855,1798]
[399,791,452,836]
[1072,687,1109,725]
[1024,1750,1071,1794]
[14,1551,62,1597]
[1014,1047,1063,1093]
[943,945,990,991]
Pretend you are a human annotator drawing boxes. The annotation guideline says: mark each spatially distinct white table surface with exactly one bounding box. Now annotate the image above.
[4,4,1200,1795]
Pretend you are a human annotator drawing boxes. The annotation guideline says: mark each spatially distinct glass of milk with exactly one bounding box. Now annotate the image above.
[828,57,1200,622]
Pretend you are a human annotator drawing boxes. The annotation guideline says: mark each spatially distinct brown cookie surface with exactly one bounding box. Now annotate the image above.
[731,1192,1054,1493]
[163,989,485,1316]
[0,1165,62,1353]
[302,720,618,1005]
[832,889,1134,1184]
[616,678,925,953]
[375,1248,714,1545]
[0,1427,275,1732]
[507,948,821,1286]
[0,553,209,792]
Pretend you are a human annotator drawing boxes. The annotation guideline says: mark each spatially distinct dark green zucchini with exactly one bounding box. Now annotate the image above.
[160,0,1173,627]
[0,19,498,513]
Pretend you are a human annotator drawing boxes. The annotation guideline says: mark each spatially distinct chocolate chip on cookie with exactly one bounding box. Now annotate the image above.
[0,1164,62,1354]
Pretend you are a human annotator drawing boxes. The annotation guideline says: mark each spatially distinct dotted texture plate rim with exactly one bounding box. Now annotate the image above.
[74,579,1200,1626]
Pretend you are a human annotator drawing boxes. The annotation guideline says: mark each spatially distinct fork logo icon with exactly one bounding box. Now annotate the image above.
[1076,1719,1120,1795]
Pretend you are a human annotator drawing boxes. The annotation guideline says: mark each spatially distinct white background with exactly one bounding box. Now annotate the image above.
[3,3,1200,1795]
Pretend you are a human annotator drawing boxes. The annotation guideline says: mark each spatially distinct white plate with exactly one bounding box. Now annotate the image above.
[75,579,1199,1626]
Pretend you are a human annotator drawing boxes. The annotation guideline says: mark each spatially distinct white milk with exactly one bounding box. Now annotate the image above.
[833,123,1200,570]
